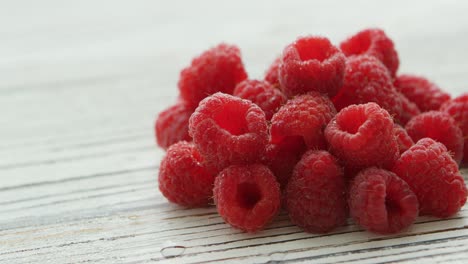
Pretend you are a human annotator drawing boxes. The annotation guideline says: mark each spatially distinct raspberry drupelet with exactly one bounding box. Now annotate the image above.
[233,79,287,121]
[392,138,467,218]
[340,28,399,77]
[286,150,347,233]
[325,102,399,171]
[441,93,468,164]
[189,93,269,169]
[278,36,346,97]
[178,44,248,108]
[349,168,419,234]
[158,141,216,207]
[264,56,281,87]
[393,124,414,155]
[214,164,281,232]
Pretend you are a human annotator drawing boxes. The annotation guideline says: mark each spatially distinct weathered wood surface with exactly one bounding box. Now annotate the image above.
[1,0,467,263]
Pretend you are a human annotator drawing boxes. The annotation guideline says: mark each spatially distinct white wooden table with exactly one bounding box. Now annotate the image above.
[1,1,468,263]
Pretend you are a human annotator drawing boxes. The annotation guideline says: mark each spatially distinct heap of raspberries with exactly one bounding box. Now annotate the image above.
[155,28,468,235]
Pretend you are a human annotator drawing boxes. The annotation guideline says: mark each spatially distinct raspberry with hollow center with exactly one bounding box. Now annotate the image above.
[270,92,337,151]
[158,141,216,207]
[441,93,468,164]
[278,36,346,97]
[392,138,467,218]
[286,150,347,233]
[340,28,399,77]
[233,79,287,120]
[155,102,193,150]
[405,111,464,165]
[178,43,248,108]
[331,55,403,123]
[189,93,268,169]
[213,164,281,232]
[394,74,451,112]
[349,167,419,234]
[325,102,399,170]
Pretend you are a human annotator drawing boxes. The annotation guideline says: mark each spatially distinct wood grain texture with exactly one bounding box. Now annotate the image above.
[1,0,467,263]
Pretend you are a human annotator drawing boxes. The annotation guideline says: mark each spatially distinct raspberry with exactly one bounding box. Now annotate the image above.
[213,164,281,232]
[340,28,399,77]
[155,102,192,149]
[394,74,451,112]
[189,93,268,169]
[270,92,337,150]
[398,92,421,125]
[405,111,464,164]
[278,36,346,97]
[441,93,468,164]
[325,102,399,170]
[158,141,216,207]
[263,137,307,188]
[178,44,248,108]
[394,124,414,154]
[331,56,403,123]
[233,80,287,120]
[285,150,347,233]
[392,138,467,218]
[349,168,418,234]
[264,56,281,87]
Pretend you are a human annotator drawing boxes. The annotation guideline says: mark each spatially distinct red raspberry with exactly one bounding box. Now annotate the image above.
[263,137,307,188]
[325,102,399,170]
[278,36,346,97]
[270,92,337,150]
[441,93,468,164]
[189,93,268,169]
[155,102,192,149]
[392,138,467,218]
[331,55,403,123]
[158,141,216,207]
[264,56,281,87]
[214,164,281,232]
[233,80,287,120]
[405,111,464,164]
[349,168,418,234]
[397,92,421,125]
[394,124,414,154]
[340,28,399,77]
[394,74,451,112]
[178,44,248,108]
[286,150,347,233]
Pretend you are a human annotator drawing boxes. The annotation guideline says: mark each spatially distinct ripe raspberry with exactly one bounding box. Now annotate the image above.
[178,44,248,108]
[397,92,421,125]
[189,93,268,169]
[394,74,451,112]
[405,111,464,164]
[349,168,418,234]
[325,102,399,170]
[331,55,403,123]
[214,164,281,232]
[263,137,307,188]
[392,138,467,218]
[441,93,468,164]
[264,56,281,87]
[155,102,192,149]
[270,92,337,150]
[233,80,287,120]
[394,124,414,154]
[278,36,346,97]
[340,28,399,77]
[158,141,216,207]
[286,150,347,233]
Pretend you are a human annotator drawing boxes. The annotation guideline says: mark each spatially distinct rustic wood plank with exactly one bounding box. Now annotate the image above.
[1,0,468,263]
